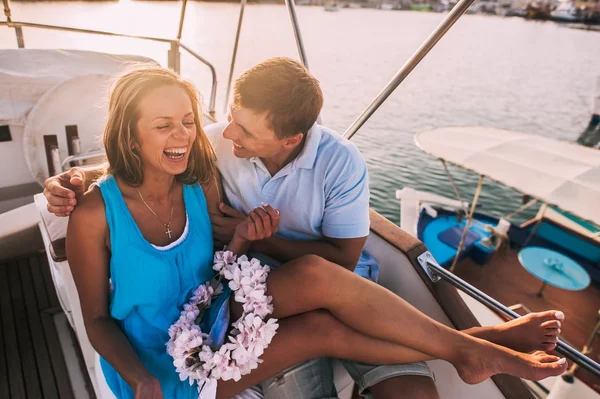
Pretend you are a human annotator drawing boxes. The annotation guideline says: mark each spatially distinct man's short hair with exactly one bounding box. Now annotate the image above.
[233,57,324,138]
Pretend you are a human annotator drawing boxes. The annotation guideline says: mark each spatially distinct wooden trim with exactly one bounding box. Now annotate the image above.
[11,259,43,397]
[19,257,58,396]
[519,217,539,229]
[38,255,76,399]
[0,255,77,398]
[369,209,534,399]
[0,263,26,398]
[0,267,9,399]
[368,209,423,254]
[49,238,67,263]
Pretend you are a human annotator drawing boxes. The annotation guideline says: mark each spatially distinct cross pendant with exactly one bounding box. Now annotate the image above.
[165,225,173,239]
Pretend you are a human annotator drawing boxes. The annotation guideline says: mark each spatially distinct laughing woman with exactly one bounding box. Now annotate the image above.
[66,66,567,399]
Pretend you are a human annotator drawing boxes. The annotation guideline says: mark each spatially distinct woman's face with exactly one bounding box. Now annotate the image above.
[135,84,197,177]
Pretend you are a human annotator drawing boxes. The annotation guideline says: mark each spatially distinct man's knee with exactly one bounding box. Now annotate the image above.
[368,375,439,399]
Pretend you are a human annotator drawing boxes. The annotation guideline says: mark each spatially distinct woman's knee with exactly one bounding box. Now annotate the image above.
[299,310,347,354]
[292,254,335,287]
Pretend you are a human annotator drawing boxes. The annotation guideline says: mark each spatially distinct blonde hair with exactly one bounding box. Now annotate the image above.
[103,65,216,187]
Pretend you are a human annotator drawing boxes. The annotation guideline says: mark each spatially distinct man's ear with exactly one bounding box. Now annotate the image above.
[283,132,304,149]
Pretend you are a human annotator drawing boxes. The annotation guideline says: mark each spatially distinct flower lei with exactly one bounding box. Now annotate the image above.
[166,251,279,398]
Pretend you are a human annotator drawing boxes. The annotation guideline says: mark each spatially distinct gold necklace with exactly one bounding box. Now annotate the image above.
[136,187,175,239]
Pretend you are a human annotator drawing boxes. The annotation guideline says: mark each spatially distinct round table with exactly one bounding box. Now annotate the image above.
[518,247,591,297]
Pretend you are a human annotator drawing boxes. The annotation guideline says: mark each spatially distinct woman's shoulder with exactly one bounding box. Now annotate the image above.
[66,185,110,256]
[70,186,107,228]
[198,171,222,214]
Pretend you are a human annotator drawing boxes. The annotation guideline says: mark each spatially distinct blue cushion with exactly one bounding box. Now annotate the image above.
[438,226,481,250]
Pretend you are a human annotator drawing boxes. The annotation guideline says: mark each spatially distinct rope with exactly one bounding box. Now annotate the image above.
[441,160,469,216]
[450,175,484,272]
[3,0,12,23]
[522,204,547,247]
[502,198,537,221]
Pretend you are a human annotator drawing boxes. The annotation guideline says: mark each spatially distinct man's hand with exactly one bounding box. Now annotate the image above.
[43,167,86,217]
[234,204,280,242]
[211,202,246,244]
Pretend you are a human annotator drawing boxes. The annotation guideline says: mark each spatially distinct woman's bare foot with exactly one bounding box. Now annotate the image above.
[455,341,567,384]
[483,310,564,353]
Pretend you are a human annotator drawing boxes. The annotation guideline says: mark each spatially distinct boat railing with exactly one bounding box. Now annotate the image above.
[61,151,105,170]
[0,0,218,118]
[418,251,600,378]
[317,0,600,379]
[342,0,477,140]
[221,0,322,123]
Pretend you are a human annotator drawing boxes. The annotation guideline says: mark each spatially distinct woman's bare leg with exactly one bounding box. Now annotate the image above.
[215,310,561,399]
[265,255,567,384]
[217,310,428,398]
[463,310,563,353]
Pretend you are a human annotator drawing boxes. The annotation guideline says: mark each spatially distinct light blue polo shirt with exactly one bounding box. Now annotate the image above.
[204,122,379,281]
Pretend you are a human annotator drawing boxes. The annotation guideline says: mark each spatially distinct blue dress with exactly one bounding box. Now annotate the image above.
[97,175,219,399]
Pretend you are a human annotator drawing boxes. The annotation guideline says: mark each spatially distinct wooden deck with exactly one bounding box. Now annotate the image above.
[0,252,76,399]
[454,249,600,393]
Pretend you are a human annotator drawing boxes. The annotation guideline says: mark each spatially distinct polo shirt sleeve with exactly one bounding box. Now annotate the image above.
[322,151,370,239]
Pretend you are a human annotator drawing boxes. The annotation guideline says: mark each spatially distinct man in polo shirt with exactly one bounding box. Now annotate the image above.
[204,57,435,399]
[43,57,564,399]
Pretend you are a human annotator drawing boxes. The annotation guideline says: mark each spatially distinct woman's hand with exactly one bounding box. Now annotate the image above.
[134,377,163,399]
[235,203,280,242]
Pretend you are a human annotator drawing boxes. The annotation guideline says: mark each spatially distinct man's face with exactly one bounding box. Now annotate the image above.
[222,106,288,159]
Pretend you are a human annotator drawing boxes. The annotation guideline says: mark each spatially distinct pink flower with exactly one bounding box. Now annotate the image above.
[167,251,279,388]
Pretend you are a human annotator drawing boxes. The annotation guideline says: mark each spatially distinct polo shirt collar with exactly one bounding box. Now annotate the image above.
[294,124,321,170]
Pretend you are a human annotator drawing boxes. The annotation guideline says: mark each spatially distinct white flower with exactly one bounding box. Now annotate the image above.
[224,251,236,264]
[222,365,242,382]
[261,318,279,343]
[167,252,279,387]
[250,257,261,267]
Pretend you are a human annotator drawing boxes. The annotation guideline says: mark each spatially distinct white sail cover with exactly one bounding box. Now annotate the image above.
[0,49,156,126]
[415,126,600,225]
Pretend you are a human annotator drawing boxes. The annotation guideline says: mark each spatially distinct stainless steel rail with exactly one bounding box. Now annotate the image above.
[223,0,247,114]
[0,20,174,43]
[1,0,218,115]
[419,253,600,378]
[284,0,310,70]
[283,0,321,124]
[179,42,218,117]
[61,151,105,170]
[343,0,477,139]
